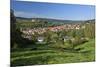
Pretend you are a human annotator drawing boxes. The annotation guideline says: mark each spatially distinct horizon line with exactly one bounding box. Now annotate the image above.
[16,16,95,21]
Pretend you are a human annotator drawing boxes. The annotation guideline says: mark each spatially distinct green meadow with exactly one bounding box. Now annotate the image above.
[11,39,95,66]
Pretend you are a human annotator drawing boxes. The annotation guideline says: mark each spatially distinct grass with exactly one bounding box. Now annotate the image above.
[11,39,95,66]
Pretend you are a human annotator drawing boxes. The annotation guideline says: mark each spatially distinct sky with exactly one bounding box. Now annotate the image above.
[11,0,95,20]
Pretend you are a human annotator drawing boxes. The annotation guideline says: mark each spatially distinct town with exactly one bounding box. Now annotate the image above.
[20,23,84,40]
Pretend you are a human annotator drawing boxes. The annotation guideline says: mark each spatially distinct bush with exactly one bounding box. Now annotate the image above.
[71,37,88,49]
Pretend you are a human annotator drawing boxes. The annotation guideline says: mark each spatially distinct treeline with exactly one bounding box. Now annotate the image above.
[16,21,64,29]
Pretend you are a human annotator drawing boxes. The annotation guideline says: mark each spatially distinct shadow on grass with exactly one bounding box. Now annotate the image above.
[11,52,74,66]
[11,50,57,58]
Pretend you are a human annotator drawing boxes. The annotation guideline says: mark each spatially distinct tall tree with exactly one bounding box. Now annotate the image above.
[10,9,23,48]
[10,9,16,48]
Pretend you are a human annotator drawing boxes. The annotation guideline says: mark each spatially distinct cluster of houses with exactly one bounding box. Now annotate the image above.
[21,24,82,34]
[20,23,85,41]
[48,24,81,32]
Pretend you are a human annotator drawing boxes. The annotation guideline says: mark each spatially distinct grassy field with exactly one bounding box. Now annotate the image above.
[11,39,95,66]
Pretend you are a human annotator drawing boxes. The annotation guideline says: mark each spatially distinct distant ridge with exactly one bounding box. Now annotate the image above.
[16,17,95,24]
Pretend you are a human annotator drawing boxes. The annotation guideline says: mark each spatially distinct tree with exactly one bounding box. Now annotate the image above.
[44,29,53,44]
[11,9,33,48]
[10,9,17,48]
[84,22,95,39]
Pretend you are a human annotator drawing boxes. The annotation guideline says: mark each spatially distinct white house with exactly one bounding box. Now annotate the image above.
[32,19,35,22]
[37,36,44,43]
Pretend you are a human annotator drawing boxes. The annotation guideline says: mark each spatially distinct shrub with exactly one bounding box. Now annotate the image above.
[70,37,88,49]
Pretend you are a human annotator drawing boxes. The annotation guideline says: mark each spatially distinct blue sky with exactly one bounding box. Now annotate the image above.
[11,0,95,20]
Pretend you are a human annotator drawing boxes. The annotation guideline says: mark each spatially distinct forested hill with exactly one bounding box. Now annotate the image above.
[16,17,95,24]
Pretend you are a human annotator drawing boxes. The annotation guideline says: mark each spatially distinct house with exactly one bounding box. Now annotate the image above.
[32,19,35,22]
[37,36,44,43]
[63,36,70,42]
